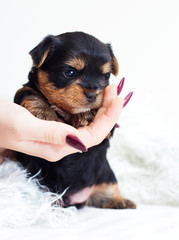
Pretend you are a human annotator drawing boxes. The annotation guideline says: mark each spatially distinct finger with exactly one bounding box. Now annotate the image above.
[95,84,118,120]
[102,84,118,108]
[79,97,124,147]
[23,117,80,145]
[15,140,77,161]
[15,117,86,160]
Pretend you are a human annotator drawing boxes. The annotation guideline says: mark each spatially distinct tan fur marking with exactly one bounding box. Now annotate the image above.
[65,57,85,71]
[70,109,97,128]
[16,85,58,121]
[100,62,112,74]
[86,183,136,209]
[37,48,50,68]
[21,96,58,121]
[112,56,119,76]
[105,132,111,139]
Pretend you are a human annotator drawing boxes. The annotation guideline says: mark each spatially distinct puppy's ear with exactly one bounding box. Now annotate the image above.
[29,35,59,68]
[106,44,119,76]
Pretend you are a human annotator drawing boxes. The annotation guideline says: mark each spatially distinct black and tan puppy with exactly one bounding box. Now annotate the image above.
[14,32,136,209]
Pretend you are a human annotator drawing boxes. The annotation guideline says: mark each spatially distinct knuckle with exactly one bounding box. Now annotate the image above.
[44,127,57,144]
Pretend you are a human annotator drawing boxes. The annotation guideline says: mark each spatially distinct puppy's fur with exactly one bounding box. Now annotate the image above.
[14,32,136,209]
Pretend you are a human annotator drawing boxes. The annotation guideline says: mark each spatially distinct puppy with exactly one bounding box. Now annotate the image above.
[14,32,136,209]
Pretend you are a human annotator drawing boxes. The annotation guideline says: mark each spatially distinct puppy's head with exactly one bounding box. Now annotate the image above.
[30,32,119,114]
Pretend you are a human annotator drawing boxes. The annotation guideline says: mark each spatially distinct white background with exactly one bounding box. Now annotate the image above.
[0,0,179,143]
[0,0,178,101]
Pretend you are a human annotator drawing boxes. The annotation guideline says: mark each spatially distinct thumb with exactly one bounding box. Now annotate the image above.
[16,117,84,161]
[25,117,80,145]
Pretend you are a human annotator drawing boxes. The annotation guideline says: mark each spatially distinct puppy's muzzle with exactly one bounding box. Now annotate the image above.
[84,92,97,103]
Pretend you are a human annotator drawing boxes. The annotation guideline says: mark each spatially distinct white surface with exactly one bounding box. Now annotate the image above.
[0,0,179,239]
[1,206,179,240]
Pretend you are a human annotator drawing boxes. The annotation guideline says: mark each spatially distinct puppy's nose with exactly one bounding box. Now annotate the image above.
[85,92,97,103]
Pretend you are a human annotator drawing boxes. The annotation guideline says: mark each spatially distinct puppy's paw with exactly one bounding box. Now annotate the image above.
[21,97,58,121]
[34,108,58,121]
[110,198,136,209]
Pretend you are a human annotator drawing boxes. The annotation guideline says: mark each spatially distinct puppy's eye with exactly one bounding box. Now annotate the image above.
[64,69,76,78]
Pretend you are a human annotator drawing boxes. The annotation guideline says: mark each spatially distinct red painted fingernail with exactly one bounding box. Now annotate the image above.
[117,77,125,95]
[66,135,87,152]
[115,123,120,128]
[123,92,133,108]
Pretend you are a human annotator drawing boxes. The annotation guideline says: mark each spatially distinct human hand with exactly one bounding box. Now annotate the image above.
[0,83,132,161]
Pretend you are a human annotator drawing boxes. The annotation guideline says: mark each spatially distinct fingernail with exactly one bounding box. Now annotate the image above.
[123,92,133,108]
[117,77,125,95]
[66,135,87,152]
[115,123,120,128]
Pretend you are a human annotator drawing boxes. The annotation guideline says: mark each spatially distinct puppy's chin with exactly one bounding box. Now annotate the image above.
[71,100,103,114]
[51,100,102,122]
[71,107,91,114]
[65,102,100,114]
[51,104,95,122]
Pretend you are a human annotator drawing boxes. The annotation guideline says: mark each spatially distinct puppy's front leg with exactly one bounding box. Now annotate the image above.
[86,183,136,209]
[14,86,58,121]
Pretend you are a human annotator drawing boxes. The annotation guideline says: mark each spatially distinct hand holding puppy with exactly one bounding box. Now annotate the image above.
[0,84,132,162]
